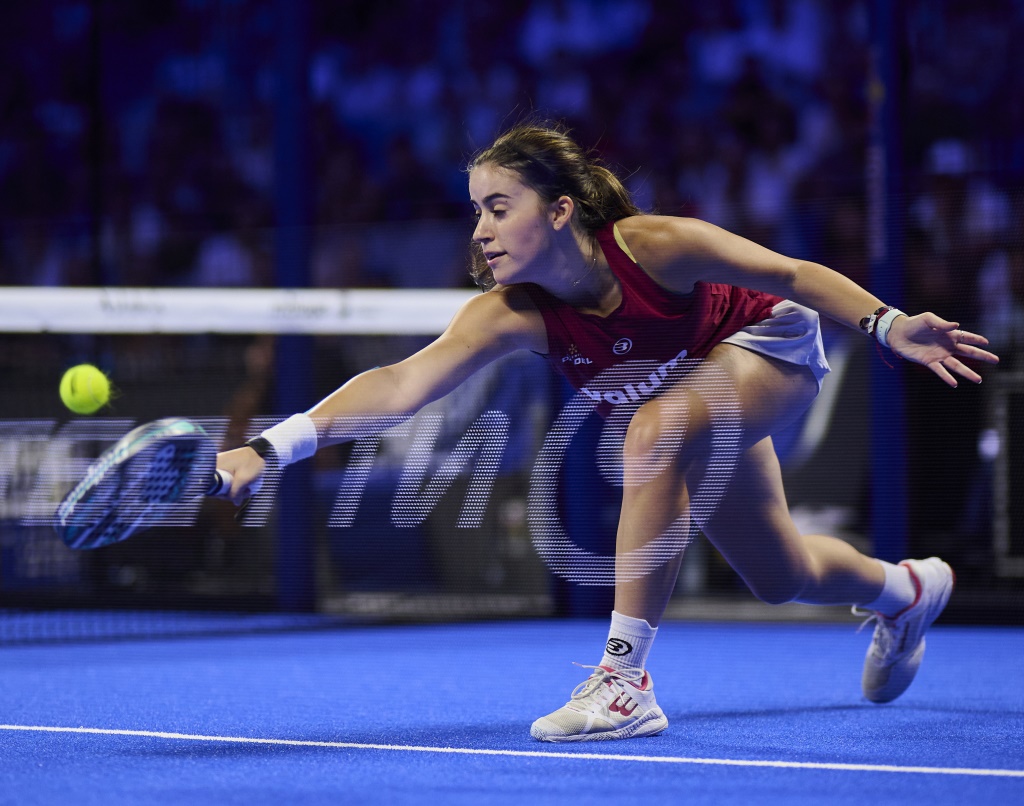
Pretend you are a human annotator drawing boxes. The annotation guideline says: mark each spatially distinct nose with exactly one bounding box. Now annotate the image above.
[472,215,491,244]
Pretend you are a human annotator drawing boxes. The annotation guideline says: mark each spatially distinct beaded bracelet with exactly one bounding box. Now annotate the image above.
[859,305,906,348]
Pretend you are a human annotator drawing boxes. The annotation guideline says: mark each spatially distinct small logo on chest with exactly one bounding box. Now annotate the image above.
[613,338,633,355]
[561,344,593,366]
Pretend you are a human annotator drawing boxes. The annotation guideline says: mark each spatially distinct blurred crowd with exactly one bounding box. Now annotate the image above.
[0,0,1022,355]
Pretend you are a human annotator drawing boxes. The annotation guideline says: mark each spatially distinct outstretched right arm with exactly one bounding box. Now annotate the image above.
[217,286,546,503]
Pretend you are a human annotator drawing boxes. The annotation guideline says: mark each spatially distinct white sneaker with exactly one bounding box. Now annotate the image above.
[531,664,668,742]
[856,557,955,704]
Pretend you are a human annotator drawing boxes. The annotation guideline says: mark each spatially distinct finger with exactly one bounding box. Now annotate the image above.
[955,344,1000,364]
[946,356,983,384]
[953,330,997,355]
[950,329,976,348]
[922,312,957,331]
[929,361,958,388]
[229,474,264,510]
[956,330,989,346]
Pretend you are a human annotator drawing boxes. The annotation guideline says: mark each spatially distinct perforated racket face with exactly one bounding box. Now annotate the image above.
[56,418,215,549]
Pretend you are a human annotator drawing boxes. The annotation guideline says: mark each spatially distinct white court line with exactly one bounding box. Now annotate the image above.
[1,724,1022,779]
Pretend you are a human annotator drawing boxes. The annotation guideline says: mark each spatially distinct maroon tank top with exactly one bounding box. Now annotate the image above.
[522,222,782,408]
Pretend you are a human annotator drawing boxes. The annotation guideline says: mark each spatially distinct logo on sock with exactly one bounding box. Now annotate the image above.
[605,638,633,656]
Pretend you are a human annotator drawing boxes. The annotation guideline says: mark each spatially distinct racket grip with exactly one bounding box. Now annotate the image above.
[207,469,233,497]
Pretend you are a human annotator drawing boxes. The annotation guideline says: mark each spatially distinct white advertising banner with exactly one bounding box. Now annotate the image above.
[0,287,477,335]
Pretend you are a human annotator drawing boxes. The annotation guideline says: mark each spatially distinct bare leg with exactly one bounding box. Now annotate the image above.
[701,437,884,607]
[613,343,883,626]
[535,344,893,742]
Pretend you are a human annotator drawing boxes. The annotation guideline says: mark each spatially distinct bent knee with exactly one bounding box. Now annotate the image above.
[749,583,802,606]
[623,393,712,463]
[745,568,811,605]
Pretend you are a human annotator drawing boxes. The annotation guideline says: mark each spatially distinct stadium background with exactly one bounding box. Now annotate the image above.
[1,0,1022,637]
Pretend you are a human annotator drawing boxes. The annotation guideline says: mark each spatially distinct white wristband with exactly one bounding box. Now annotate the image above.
[260,413,318,466]
[874,308,907,349]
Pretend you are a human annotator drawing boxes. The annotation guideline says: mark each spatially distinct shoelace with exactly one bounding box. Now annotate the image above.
[569,662,644,701]
[852,607,905,657]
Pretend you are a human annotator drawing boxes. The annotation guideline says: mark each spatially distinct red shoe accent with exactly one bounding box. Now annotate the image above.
[887,561,924,620]
[609,695,639,716]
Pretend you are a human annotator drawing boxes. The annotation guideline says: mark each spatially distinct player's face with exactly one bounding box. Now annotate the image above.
[470,164,555,285]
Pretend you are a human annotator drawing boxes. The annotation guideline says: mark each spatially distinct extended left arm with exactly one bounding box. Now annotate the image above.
[625,216,1000,387]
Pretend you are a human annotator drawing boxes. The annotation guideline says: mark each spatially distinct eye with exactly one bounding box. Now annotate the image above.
[492,208,507,218]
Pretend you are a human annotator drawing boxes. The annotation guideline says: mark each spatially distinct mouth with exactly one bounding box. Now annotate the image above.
[483,252,505,267]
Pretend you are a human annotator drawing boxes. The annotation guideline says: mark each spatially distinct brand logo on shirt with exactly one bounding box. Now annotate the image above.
[613,338,633,355]
[561,344,593,366]
[580,348,689,406]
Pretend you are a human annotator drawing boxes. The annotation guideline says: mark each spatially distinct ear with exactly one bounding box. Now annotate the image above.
[549,195,575,231]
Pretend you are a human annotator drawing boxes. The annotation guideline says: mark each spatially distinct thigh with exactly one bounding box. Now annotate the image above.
[663,345,819,599]
[699,342,819,448]
[627,342,818,461]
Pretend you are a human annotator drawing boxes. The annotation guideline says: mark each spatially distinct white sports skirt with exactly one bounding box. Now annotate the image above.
[719,300,831,392]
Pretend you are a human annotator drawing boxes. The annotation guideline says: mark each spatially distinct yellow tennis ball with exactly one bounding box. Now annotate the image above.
[60,364,111,415]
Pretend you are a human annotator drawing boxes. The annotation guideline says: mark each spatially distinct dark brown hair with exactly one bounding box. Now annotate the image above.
[466,122,642,291]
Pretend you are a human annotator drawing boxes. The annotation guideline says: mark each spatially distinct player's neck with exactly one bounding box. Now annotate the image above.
[552,258,621,317]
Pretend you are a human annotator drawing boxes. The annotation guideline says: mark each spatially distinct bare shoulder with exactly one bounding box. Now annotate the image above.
[616,215,800,294]
[613,215,711,265]
[613,215,714,293]
[447,285,547,355]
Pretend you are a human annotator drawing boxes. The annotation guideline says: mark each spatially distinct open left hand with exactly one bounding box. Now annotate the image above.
[887,313,1000,387]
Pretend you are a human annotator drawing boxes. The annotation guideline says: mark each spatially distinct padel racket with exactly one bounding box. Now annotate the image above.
[55,417,232,550]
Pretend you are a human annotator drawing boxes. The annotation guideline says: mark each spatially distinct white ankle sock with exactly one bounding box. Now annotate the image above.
[600,610,658,672]
[861,561,919,617]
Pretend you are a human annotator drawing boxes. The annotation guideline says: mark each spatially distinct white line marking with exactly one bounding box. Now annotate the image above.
[1,724,1022,778]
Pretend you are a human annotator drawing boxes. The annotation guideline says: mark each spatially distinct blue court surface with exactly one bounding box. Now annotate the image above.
[1,618,1022,805]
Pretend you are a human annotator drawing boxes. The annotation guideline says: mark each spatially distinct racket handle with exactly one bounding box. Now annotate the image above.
[207,469,233,497]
